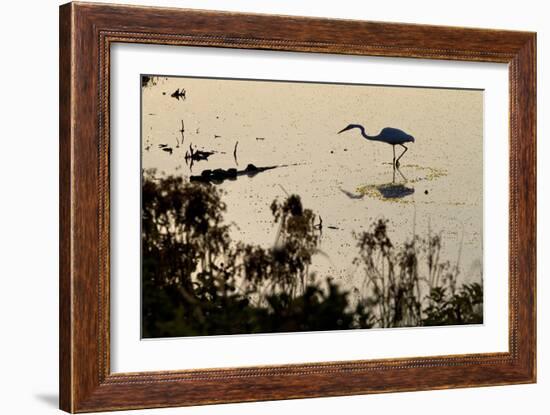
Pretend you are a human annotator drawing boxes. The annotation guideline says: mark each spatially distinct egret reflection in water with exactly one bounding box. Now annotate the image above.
[377,183,415,199]
[356,163,415,201]
[379,163,415,199]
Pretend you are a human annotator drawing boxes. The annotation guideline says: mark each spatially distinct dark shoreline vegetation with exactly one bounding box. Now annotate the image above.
[142,170,483,338]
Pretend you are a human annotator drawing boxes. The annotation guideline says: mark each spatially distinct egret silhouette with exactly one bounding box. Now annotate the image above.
[338,124,415,167]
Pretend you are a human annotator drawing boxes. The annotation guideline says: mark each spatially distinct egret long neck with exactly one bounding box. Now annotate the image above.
[355,126,379,141]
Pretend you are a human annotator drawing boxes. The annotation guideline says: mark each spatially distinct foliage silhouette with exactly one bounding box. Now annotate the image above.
[353,219,483,328]
[142,171,482,338]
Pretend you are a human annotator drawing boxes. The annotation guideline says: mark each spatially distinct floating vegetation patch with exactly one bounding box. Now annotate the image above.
[357,164,448,202]
[404,164,448,183]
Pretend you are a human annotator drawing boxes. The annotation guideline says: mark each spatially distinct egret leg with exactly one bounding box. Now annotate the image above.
[396,144,408,167]
[396,164,407,181]
[392,145,396,167]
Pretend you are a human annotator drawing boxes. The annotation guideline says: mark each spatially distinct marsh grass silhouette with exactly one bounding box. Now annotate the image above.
[353,219,482,328]
[142,170,482,338]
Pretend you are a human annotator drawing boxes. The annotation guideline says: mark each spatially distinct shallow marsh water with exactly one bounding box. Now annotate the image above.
[142,76,483,289]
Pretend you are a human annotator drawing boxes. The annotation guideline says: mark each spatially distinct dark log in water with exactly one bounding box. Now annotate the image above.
[190,164,279,183]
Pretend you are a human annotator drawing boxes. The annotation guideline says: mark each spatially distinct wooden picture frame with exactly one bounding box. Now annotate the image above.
[59,2,536,412]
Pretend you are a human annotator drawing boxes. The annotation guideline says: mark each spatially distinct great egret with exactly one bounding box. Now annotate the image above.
[338,124,415,167]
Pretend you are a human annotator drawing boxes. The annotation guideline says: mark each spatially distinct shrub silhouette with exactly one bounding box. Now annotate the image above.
[142,171,482,338]
[353,219,482,328]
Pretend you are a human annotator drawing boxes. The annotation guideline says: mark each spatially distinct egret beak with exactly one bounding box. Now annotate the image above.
[338,125,353,134]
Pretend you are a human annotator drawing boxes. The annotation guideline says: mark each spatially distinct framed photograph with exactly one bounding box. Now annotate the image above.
[59,2,536,412]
